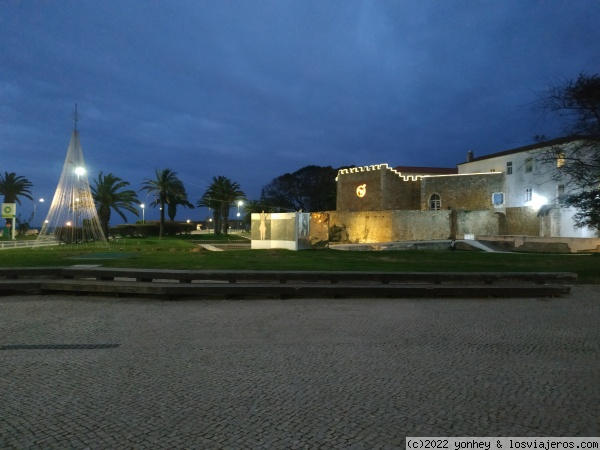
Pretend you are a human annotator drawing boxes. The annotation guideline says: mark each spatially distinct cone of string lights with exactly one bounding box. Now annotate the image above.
[33,107,108,249]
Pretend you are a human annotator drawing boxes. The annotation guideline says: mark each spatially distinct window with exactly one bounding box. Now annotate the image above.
[556,151,565,168]
[429,194,441,210]
[506,161,513,175]
[525,157,533,173]
[525,187,532,202]
[492,192,504,206]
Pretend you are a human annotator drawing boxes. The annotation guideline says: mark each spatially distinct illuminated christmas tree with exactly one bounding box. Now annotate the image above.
[34,106,108,248]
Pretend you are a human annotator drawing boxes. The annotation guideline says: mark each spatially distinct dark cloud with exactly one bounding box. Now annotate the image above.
[1,0,599,223]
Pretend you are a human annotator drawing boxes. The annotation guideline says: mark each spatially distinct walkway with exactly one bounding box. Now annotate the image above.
[1,288,598,448]
[330,239,507,252]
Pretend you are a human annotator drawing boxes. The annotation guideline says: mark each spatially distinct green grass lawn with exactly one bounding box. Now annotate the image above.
[1,235,598,283]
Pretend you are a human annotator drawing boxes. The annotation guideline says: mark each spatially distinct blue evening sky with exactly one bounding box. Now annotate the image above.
[1,0,599,223]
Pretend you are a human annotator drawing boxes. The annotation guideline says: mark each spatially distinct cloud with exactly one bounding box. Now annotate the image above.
[1,0,599,222]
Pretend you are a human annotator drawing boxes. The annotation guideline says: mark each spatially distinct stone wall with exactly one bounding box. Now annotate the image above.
[381,171,421,211]
[505,207,539,236]
[329,209,503,243]
[455,210,499,238]
[329,210,395,243]
[336,165,421,212]
[391,210,452,241]
[421,173,504,210]
[309,212,330,248]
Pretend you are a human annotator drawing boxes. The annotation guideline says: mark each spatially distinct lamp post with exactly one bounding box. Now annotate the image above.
[33,198,44,223]
[140,204,145,224]
[236,200,243,232]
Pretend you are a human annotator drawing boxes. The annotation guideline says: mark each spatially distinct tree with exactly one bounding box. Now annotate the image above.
[0,172,33,205]
[261,165,338,212]
[91,172,140,238]
[197,191,221,234]
[166,180,194,221]
[536,73,600,229]
[199,176,245,235]
[140,169,188,238]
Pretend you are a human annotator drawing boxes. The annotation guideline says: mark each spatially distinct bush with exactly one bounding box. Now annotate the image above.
[114,222,194,238]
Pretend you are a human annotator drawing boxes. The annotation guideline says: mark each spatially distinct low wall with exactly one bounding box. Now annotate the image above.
[477,235,600,253]
[455,210,499,238]
[505,207,539,236]
[392,210,452,241]
[308,212,330,248]
[329,210,395,243]
[329,210,499,243]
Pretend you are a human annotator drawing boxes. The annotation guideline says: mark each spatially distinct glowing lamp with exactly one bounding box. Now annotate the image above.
[530,193,547,210]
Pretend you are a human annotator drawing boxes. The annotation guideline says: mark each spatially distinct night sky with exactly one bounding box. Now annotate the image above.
[1,1,599,224]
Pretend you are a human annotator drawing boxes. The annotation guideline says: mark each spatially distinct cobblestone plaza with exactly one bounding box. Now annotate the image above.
[1,288,599,449]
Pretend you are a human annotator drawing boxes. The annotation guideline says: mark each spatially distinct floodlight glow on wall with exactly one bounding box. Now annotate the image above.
[529,193,547,210]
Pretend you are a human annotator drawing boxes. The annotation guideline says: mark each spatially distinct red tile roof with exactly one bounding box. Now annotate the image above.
[393,166,458,175]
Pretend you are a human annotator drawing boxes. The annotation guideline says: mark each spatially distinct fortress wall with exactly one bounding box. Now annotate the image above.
[421,173,505,210]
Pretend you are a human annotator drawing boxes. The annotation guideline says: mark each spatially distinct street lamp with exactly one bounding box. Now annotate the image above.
[33,198,44,220]
[140,204,145,223]
[236,200,243,232]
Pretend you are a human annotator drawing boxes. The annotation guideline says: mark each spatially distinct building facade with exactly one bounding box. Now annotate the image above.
[457,138,596,238]
[333,138,598,242]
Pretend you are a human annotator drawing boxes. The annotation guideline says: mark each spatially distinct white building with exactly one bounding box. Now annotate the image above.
[457,137,597,238]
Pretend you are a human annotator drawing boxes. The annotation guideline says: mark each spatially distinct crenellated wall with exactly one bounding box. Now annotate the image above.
[332,161,597,244]
[336,164,421,212]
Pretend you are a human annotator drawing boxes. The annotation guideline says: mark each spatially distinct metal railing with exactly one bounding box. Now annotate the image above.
[0,239,60,250]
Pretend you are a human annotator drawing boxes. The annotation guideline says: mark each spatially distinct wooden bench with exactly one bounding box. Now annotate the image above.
[29,278,569,299]
[0,267,576,299]
[0,267,62,279]
[58,267,577,284]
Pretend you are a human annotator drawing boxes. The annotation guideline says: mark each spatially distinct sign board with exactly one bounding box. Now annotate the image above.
[1,203,16,218]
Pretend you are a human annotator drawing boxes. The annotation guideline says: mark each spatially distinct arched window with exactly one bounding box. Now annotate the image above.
[429,194,441,210]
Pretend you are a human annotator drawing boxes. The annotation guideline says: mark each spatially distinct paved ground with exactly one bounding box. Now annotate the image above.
[1,287,599,449]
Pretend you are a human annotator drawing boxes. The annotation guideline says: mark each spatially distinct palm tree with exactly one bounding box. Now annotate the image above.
[91,172,140,238]
[197,191,221,234]
[0,172,34,205]
[201,175,245,234]
[140,169,187,238]
[166,179,194,221]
